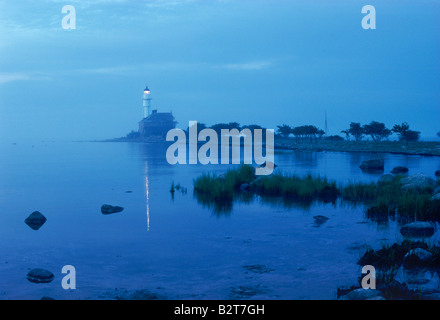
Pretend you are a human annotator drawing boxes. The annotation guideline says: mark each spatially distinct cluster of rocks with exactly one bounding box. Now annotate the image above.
[22,203,124,292]
[341,220,438,300]
[400,221,436,267]
[376,165,440,201]
[399,173,440,201]
[23,211,54,287]
[377,166,409,184]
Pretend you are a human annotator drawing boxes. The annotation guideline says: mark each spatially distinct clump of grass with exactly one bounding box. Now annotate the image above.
[193,165,255,202]
[254,173,338,201]
[341,182,378,202]
[193,165,338,213]
[342,175,440,221]
[193,165,440,221]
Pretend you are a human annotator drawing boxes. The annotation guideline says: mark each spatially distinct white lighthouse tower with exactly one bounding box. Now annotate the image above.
[143,85,151,118]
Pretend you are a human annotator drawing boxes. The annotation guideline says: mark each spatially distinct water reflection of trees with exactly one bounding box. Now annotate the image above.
[196,188,421,232]
[193,190,338,216]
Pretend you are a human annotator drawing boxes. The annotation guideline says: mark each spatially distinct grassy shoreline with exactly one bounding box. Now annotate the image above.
[193,165,440,218]
[275,139,440,156]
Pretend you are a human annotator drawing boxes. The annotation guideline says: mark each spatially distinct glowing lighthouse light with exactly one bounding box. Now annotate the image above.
[143,85,152,118]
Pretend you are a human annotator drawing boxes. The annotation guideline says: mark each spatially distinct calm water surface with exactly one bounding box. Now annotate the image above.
[0,141,439,299]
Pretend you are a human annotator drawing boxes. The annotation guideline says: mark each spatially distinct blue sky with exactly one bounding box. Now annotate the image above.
[0,0,439,142]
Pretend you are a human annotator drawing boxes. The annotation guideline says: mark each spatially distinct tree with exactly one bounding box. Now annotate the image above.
[437,131,440,138]
[242,124,267,139]
[291,125,322,142]
[392,122,420,144]
[341,130,350,141]
[316,129,325,139]
[348,122,365,141]
[363,121,391,141]
[276,124,292,138]
[210,122,240,135]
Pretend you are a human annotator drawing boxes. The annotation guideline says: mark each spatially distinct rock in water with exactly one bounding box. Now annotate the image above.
[400,222,435,238]
[101,204,124,214]
[359,159,384,172]
[341,288,384,300]
[403,248,433,266]
[391,166,409,174]
[26,268,54,283]
[400,173,436,191]
[313,215,329,226]
[24,211,47,230]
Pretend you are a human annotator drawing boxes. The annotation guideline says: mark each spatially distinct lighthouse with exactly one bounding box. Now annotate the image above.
[138,85,177,140]
[143,85,151,118]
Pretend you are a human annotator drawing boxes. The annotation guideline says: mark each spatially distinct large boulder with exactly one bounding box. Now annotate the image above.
[378,174,394,184]
[360,159,384,171]
[400,221,435,238]
[24,211,47,230]
[400,173,436,191]
[391,166,409,174]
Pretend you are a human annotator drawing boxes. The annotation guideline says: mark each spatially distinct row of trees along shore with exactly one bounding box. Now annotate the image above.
[184,121,431,144]
[277,121,424,145]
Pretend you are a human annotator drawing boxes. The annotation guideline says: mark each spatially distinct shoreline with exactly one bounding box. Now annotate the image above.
[274,139,440,157]
[100,137,440,157]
